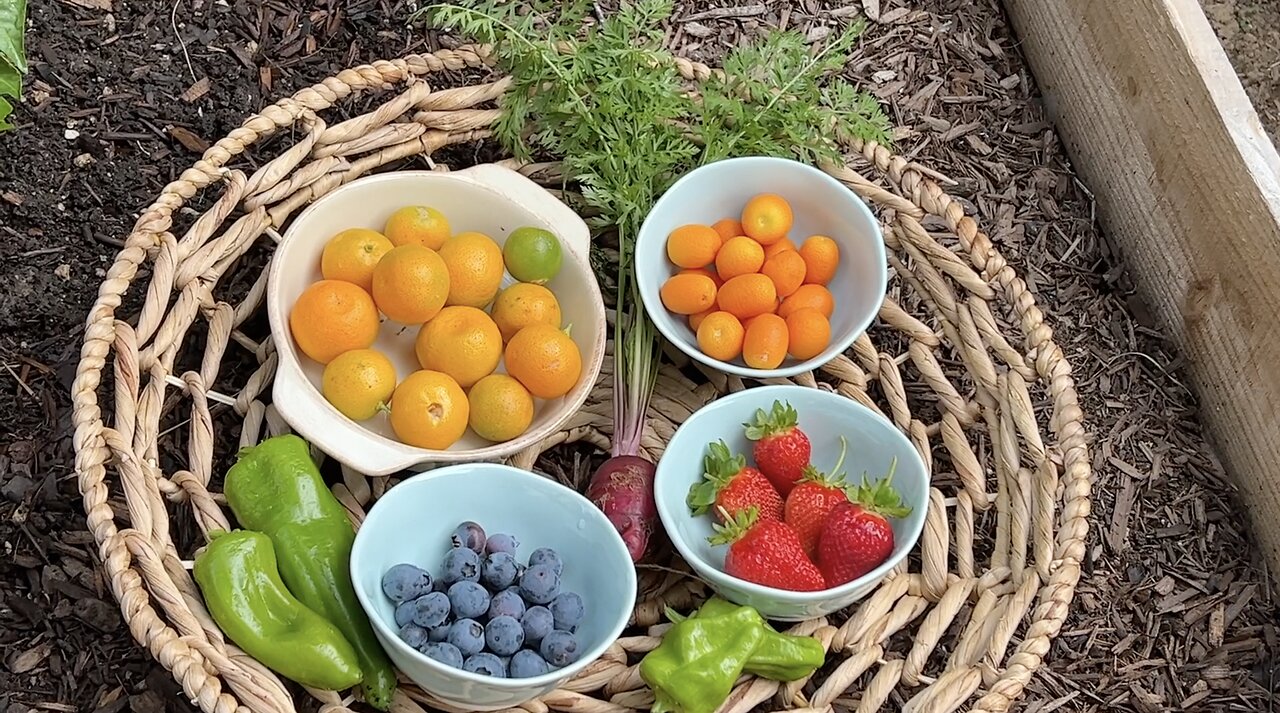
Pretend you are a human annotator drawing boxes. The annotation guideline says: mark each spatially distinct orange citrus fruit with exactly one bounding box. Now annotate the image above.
[717,273,777,320]
[389,370,469,449]
[660,273,717,315]
[504,324,582,400]
[681,267,723,289]
[688,306,716,332]
[786,309,831,360]
[666,224,722,269]
[384,205,451,249]
[491,283,563,342]
[715,236,766,280]
[468,374,535,442]
[778,284,835,319]
[320,228,394,292]
[763,236,798,260]
[697,311,745,362]
[743,313,789,370]
[371,244,450,324]
[414,306,503,388]
[799,235,840,285]
[321,348,397,421]
[741,193,793,246]
[711,218,745,243]
[289,280,380,364]
[438,231,504,308]
[761,249,807,298]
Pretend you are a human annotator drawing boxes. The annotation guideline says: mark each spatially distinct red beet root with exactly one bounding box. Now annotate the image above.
[587,455,658,562]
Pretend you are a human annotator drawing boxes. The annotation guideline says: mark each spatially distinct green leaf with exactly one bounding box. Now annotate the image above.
[0,0,27,73]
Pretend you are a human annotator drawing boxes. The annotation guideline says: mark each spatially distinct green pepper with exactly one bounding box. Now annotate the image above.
[224,435,396,710]
[692,598,825,681]
[640,605,763,713]
[193,530,363,690]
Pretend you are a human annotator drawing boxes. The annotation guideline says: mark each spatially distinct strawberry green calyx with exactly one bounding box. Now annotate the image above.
[743,400,799,441]
[686,440,749,515]
[845,458,912,519]
[798,435,849,486]
[708,506,761,546]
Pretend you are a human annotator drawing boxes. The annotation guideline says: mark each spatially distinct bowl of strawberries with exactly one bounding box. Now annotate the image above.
[654,384,928,621]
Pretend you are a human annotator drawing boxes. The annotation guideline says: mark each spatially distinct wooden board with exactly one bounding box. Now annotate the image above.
[1002,0,1280,571]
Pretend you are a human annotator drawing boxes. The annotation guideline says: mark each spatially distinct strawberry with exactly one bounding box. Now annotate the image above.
[817,460,912,586]
[743,400,811,497]
[784,436,852,560]
[687,440,783,523]
[709,506,826,592]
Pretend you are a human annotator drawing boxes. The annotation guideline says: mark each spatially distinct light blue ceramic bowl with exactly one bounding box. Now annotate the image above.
[654,384,928,621]
[636,156,887,379]
[350,464,638,711]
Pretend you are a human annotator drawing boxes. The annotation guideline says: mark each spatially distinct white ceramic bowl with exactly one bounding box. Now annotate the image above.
[654,384,928,621]
[636,156,887,379]
[350,464,638,711]
[267,165,607,476]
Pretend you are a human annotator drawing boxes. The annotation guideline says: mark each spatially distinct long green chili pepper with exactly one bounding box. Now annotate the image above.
[224,435,396,710]
[193,530,363,690]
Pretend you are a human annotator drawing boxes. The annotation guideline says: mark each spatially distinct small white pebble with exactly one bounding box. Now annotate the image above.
[64,128,80,140]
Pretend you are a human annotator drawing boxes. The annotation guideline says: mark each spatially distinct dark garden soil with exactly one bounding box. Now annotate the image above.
[0,1,1276,712]
[1202,0,1280,143]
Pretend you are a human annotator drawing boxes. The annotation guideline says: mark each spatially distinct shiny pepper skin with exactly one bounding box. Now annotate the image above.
[193,530,363,691]
[224,434,397,709]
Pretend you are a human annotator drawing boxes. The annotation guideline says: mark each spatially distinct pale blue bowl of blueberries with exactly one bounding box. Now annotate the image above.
[350,464,638,710]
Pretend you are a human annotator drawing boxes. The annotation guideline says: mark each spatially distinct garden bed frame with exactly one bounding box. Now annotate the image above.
[1005,0,1280,574]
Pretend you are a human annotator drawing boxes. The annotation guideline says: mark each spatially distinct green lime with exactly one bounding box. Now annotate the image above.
[503,227,563,285]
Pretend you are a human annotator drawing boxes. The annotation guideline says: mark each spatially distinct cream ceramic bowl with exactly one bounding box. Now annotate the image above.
[635,156,887,379]
[654,384,928,621]
[267,166,607,476]
[349,464,638,710]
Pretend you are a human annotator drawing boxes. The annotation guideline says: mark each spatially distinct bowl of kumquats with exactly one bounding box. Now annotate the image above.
[636,156,887,378]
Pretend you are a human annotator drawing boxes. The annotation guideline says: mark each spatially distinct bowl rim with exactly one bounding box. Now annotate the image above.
[265,167,608,472]
[636,155,888,379]
[654,384,929,602]
[349,463,639,690]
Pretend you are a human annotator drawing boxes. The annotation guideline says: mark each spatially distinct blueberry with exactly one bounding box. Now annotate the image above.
[394,598,416,627]
[518,564,560,605]
[399,623,429,649]
[441,547,481,584]
[488,589,527,620]
[549,592,584,632]
[447,618,485,656]
[423,642,464,668]
[520,606,555,646]
[509,649,553,678]
[427,622,452,643]
[485,533,520,555]
[462,652,507,677]
[447,581,490,620]
[482,552,520,590]
[539,630,580,667]
[485,615,526,656]
[451,521,486,554]
[381,564,433,602]
[410,591,451,628]
[527,547,563,576]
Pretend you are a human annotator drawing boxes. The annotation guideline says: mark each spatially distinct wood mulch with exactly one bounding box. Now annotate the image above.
[0,1,1274,712]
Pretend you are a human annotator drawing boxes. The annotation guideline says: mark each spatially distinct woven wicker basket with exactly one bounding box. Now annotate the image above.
[70,46,1091,713]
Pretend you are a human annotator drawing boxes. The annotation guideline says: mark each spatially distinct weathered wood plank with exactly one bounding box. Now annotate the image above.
[1003,0,1280,571]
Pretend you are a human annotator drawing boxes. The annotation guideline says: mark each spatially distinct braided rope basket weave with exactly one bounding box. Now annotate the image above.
[71,46,1091,713]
